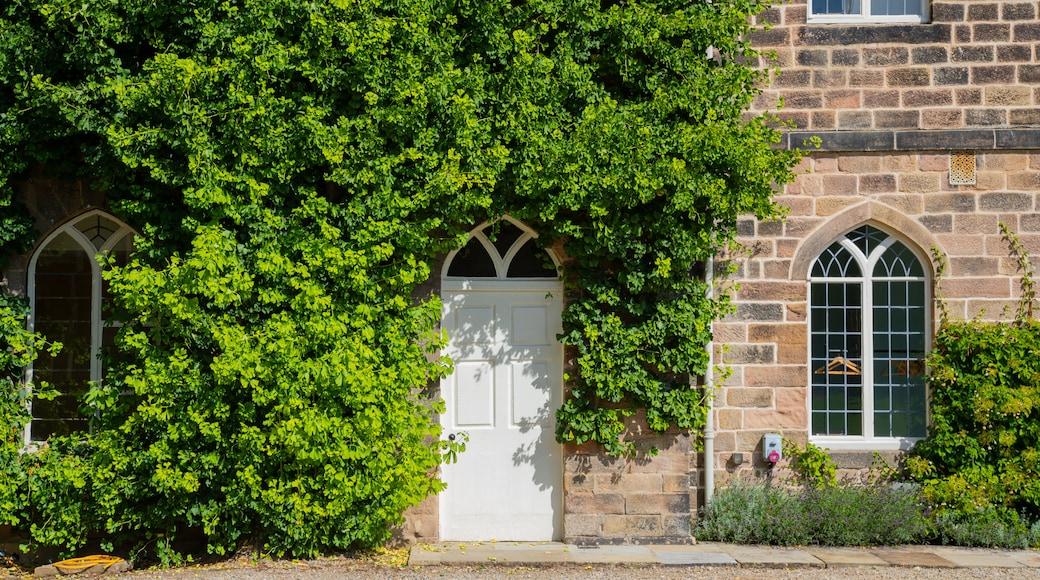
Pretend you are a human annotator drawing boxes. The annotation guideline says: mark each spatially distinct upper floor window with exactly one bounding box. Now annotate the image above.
[809,225,928,450]
[27,211,133,442]
[809,0,929,23]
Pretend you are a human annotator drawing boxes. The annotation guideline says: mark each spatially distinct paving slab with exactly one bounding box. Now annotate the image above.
[926,546,1024,568]
[804,547,890,567]
[648,546,737,566]
[569,545,657,564]
[1008,550,1040,568]
[871,547,956,568]
[718,544,825,568]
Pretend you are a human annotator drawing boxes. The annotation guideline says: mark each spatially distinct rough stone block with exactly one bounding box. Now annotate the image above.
[899,173,941,193]
[877,193,923,215]
[972,23,1010,42]
[980,192,1031,211]
[997,45,1032,62]
[626,493,690,515]
[965,109,1007,126]
[849,69,884,87]
[1019,64,1040,83]
[726,387,774,408]
[837,110,873,129]
[797,49,828,66]
[955,87,982,104]
[1008,172,1040,190]
[863,47,909,66]
[822,174,858,194]
[967,3,999,20]
[594,473,663,494]
[723,343,775,365]
[744,364,807,388]
[859,173,897,192]
[972,65,1015,84]
[931,2,964,20]
[935,232,986,255]
[863,90,900,108]
[811,111,836,130]
[923,214,952,233]
[785,216,825,237]
[565,514,604,536]
[886,68,931,86]
[940,277,1012,298]
[831,48,859,66]
[566,492,626,515]
[737,282,806,302]
[725,302,785,322]
[985,86,1031,106]
[954,213,1001,234]
[1003,2,1036,20]
[784,90,825,109]
[603,515,662,536]
[935,65,969,85]
[911,46,948,64]
[663,515,692,536]
[877,110,920,129]
[949,257,1000,277]
[922,109,964,129]
[1013,22,1040,40]
[663,474,691,493]
[774,69,812,88]
[904,89,954,107]
[824,89,862,108]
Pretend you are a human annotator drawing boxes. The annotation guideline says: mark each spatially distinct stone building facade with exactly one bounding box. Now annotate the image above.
[710,0,1040,493]
[6,0,1040,549]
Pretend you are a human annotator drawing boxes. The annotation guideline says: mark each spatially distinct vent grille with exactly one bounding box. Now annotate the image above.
[950,151,976,185]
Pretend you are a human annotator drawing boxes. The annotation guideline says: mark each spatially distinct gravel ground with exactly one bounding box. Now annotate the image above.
[7,552,1040,579]
[122,559,1040,580]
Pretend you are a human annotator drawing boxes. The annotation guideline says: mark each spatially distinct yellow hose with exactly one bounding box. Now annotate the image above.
[51,555,126,573]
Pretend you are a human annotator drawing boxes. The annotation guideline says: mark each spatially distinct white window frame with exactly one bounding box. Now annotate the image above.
[807,226,930,451]
[807,0,930,24]
[25,210,134,444]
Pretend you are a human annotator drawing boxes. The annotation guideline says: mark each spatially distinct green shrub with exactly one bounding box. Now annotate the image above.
[909,225,1040,531]
[694,480,927,546]
[931,506,1040,549]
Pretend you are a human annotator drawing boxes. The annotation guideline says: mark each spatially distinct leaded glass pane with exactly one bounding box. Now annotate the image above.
[32,232,93,440]
[811,280,864,436]
[486,222,525,258]
[506,239,556,278]
[813,0,861,14]
[75,214,121,251]
[872,277,927,438]
[874,241,924,277]
[871,0,920,15]
[812,242,861,277]
[447,237,496,277]
[847,225,887,257]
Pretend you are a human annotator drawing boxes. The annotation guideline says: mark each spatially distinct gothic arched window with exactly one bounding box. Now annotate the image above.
[28,211,133,441]
[809,225,928,448]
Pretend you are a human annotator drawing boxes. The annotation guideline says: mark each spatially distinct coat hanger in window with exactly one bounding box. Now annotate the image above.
[814,354,862,376]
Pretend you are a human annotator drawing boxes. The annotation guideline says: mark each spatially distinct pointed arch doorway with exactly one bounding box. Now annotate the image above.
[439,217,564,541]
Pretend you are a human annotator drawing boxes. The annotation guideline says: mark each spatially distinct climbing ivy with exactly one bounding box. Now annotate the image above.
[0,0,796,556]
[909,224,1040,523]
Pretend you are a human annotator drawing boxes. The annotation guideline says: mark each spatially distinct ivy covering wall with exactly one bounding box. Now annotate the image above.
[0,0,796,558]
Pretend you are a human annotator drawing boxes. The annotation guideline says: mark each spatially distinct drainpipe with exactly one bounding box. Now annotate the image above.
[703,255,716,505]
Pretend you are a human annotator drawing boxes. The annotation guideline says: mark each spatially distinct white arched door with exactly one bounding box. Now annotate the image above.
[439,218,564,541]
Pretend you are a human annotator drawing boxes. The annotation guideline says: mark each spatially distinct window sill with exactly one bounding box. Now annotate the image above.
[810,436,922,451]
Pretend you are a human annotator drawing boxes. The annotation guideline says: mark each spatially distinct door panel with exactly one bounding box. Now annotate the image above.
[440,289,563,541]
